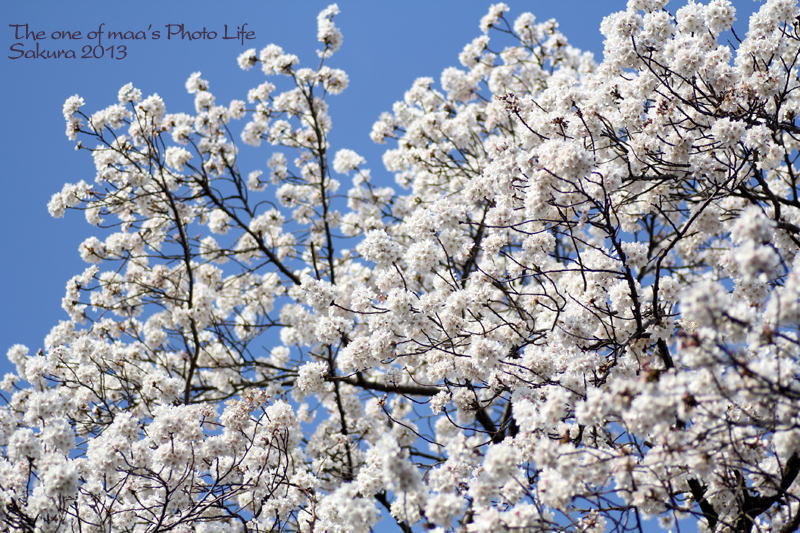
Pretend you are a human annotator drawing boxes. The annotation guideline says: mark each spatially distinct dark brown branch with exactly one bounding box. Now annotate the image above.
[688,478,719,531]
[337,374,440,396]
[735,453,800,533]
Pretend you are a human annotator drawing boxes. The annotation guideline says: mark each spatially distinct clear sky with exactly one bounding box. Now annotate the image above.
[0,0,761,371]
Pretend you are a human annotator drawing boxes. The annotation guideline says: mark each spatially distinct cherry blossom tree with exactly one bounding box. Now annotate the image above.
[3,1,800,531]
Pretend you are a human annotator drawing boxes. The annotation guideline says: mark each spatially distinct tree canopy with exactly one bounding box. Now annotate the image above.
[3,1,800,532]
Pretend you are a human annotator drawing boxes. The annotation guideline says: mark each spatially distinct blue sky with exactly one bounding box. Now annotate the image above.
[0,0,761,371]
